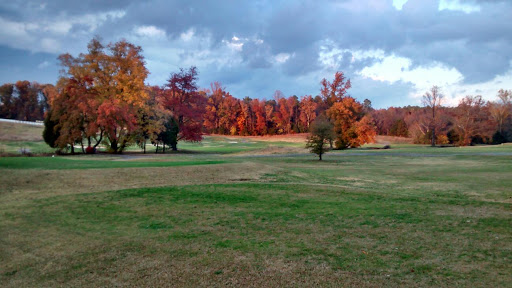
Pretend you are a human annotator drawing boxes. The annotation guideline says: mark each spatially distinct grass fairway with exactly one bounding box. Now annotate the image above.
[1,140,511,287]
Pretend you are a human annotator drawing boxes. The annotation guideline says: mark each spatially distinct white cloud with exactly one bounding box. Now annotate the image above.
[439,0,481,13]
[40,38,60,53]
[134,25,166,39]
[44,21,72,35]
[0,10,126,54]
[360,55,463,87]
[223,37,244,51]
[37,61,50,69]
[180,28,194,41]
[392,0,409,10]
[274,53,291,64]
[357,52,511,106]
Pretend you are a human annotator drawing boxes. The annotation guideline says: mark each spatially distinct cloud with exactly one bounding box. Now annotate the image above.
[134,25,166,38]
[393,0,409,10]
[37,60,50,69]
[0,10,125,53]
[439,0,481,13]
[0,0,511,108]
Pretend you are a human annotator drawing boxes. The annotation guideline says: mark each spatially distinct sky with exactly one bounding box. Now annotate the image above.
[0,0,511,108]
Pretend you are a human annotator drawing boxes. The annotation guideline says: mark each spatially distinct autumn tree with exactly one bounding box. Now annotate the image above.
[0,84,15,119]
[264,100,276,134]
[276,97,292,134]
[0,82,50,121]
[320,71,351,107]
[220,94,240,135]
[389,119,409,137]
[237,99,251,135]
[453,95,486,146]
[326,97,376,149]
[489,89,511,142]
[355,115,377,145]
[49,78,92,153]
[252,98,267,135]
[158,67,206,150]
[306,116,335,160]
[135,86,165,153]
[204,82,222,133]
[363,99,373,114]
[371,107,411,135]
[53,38,149,153]
[299,95,318,132]
[422,85,444,147]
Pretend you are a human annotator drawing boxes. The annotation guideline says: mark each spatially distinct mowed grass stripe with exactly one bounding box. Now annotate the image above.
[0,156,227,170]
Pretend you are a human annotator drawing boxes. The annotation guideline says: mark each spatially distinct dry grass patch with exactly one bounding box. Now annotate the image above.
[0,162,274,203]
[231,145,308,156]
[212,133,308,143]
[0,122,43,141]
[375,135,413,144]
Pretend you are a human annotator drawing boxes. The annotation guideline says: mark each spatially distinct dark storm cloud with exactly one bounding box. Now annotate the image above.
[0,0,511,107]
[116,0,269,42]
[240,41,273,69]
[263,1,327,53]
[0,0,134,18]
[281,46,321,76]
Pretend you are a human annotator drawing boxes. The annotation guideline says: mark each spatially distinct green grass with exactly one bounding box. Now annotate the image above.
[150,137,303,154]
[1,136,511,287]
[1,134,304,155]
[0,140,54,154]
[2,182,510,286]
[0,156,228,170]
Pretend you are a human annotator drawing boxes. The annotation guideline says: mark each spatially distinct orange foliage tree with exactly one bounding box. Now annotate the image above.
[323,72,376,149]
[299,95,318,131]
[51,38,149,153]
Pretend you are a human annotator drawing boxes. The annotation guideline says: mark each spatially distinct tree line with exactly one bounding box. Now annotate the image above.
[17,38,375,154]
[371,87,512,146]
[1,37,509,153]
[0,81,53,121]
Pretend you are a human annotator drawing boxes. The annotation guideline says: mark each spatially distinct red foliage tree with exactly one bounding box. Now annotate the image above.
[158,67,206,149]
[252,99,267,135]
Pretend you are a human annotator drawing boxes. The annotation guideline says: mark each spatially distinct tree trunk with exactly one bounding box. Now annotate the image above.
[110,140,118,153]
[431,128,436,147]
[93,131,103,150]
[319,153,322,161]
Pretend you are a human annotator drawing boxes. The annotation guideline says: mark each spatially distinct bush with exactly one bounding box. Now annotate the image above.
[492,131,507,144]
[85,146,96,154]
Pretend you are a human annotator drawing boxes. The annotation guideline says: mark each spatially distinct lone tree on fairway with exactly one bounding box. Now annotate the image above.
[306,116,335,160]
